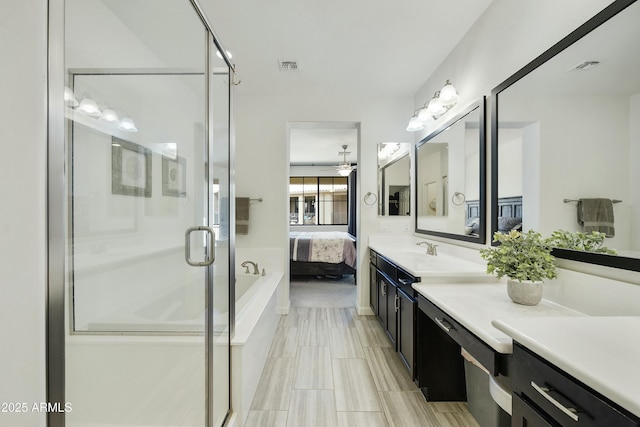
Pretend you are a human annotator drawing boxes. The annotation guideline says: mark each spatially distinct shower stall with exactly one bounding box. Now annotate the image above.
[48,1,234,426]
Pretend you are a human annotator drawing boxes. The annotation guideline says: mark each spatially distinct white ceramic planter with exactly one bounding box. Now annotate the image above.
[507,279,543,306]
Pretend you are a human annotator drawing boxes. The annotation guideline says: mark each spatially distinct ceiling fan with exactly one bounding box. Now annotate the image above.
[334,144,355,176]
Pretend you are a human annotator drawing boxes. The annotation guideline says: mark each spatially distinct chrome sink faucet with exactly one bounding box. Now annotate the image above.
[241,260,260,275]
[417,241,438,256]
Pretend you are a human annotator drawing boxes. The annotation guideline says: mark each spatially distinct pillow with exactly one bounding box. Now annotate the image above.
[465,216,480,235]
[497,216,522,232]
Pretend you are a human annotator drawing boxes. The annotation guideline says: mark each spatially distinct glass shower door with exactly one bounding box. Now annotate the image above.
[62,1,230,426]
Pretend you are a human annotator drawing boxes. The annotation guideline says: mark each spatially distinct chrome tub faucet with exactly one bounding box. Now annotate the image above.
[241,260,260,275]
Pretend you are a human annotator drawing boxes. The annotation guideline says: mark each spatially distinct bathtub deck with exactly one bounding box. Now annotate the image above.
[246,305,479,427]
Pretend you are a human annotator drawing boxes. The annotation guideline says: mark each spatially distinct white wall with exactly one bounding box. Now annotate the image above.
[0,0,47,425]
[412,0,615,136]
[234,0,632,312]
[630,93,640,252]
[234,94,413,313]
[411,0,614,236]
[409,0,640,282]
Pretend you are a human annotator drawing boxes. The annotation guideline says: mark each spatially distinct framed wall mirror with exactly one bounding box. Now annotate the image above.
[377,142,411,216]
[491,0,640,272]
[415,98,486,243]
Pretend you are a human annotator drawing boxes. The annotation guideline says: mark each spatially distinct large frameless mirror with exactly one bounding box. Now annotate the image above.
[377,142,411,216]
[492,0,640,272]
[415,99,486,243]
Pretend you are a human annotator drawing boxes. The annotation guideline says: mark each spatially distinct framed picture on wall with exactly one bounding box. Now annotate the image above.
[111,137,152,197]
[162,155,186,197]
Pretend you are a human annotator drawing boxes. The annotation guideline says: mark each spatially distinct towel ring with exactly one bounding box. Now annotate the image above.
[452,191,466,206]
[364,192,378,206]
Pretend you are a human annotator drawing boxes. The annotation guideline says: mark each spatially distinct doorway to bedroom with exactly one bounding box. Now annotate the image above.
[288,121,359,307]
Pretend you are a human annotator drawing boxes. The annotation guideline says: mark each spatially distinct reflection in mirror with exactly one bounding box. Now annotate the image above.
[416,99,485,243]
[492,0,640,271]
[377,143,411,216]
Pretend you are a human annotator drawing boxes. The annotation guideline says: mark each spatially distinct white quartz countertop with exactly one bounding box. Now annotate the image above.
[493,316,640,418]
[412,283,585,353]
[369,242,491,281]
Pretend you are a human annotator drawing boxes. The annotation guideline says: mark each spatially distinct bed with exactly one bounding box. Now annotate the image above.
[464,197,523,236]
[289,231,357,278]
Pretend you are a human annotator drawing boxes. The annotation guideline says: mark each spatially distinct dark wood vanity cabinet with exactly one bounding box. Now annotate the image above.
[512,343,640,427]
[369,259,379,316]
[397,287,415,374]
[416,294,512,402]
[369,249,418,377]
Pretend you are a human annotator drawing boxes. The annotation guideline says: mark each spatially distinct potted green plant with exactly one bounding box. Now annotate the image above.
[548,230,617,255]
[479,230,557,305]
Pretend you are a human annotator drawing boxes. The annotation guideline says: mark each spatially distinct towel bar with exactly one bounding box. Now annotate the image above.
[563,198,621,204]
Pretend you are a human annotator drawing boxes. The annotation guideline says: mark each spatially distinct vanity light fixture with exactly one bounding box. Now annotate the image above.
[117,117,138,132]
[407,80,460,131]
[64,87,79,107]
[439,80,460,106]
[406,110,425,131]
[76,95,102,117]
[378,142,401,160]
[99,107,119,124]
[66,90,139,132]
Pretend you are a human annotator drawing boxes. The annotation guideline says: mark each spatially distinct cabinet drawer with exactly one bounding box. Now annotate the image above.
[397,268,418,297]
[513,344,639,427]
[418,294,499,375]
[370,249,377,266]
[376,254,397,282]
[512,393,555,427]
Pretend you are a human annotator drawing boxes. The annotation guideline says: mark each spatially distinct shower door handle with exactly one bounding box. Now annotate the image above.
[185,226,216,267]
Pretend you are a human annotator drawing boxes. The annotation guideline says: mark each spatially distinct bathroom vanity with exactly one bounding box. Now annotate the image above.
[368,237,640,427]
[369,249,420,376]
[412,282,582,403]
[495,317,640,427]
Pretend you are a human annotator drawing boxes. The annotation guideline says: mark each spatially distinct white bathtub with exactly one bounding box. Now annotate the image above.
[85,272,270,333]
[66,270,283,427]
[230,271,283,427]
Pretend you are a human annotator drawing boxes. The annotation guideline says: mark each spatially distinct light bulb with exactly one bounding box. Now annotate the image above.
[118,117,138,132]
[427,92,446,116]
[77,97,102,117]
[439,80,459,106]
[99,108,119,123]
[64,87,79,107]
[417,107,432,122]
[406,116,424,132]
[337,165,352,176]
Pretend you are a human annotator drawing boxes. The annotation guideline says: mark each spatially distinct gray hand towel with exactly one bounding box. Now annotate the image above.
[236,197,250,235]
[577,198,615,237]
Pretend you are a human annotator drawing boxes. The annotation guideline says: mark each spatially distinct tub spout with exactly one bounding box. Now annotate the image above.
[241,260,260,275]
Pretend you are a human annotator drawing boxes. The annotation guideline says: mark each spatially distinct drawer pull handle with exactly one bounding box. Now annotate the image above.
[398,278,413,286]
[434,317,454,333]
[531,381,580,422]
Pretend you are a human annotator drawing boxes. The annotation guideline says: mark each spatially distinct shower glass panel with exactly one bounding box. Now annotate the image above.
[63,0,230,426]
[209,41,232,427]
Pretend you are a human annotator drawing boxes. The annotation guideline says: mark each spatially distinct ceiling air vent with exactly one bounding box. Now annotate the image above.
[278,60,299,71]
[569,60,600,71]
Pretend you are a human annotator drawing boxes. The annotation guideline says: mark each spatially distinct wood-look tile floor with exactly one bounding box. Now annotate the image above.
[246,303,480,427]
